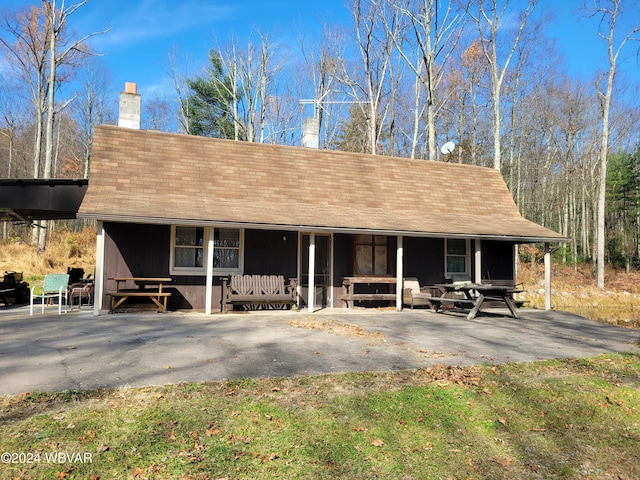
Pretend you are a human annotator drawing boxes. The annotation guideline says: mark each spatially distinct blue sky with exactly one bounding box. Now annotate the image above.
[1,0,638,101]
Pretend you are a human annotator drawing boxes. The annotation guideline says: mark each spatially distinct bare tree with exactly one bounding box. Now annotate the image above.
[468,0,539,171]
[42,0,110,179]
[298,23,344,148]
[338,0,396,155]
[0,80,29,178]
[214,30,284,142]
[587,0,640,288]
[381,0,465,160]
[165,46,192,134]
[72,58,115,178]
[0,5,51,179]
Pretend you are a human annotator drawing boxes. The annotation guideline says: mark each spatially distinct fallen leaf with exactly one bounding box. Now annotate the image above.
[370,438,384,447]
[354,426,367,432]
[497,417,507,426]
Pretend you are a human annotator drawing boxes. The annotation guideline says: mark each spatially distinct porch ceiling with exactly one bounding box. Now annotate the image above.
[78,126,567,244]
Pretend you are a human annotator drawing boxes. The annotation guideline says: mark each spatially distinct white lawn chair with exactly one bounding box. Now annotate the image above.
[30,274,70,315]
[402,277,433,309]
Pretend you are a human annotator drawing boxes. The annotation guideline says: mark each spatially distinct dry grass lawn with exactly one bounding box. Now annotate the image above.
[0,228,96,282]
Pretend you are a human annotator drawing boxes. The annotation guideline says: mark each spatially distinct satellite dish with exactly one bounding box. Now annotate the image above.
[440,141,455,155]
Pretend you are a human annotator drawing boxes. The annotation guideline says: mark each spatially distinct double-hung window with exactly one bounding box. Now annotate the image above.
[445,238,470,278]
[214,228,242,272]
[170,226,243,275]
[173,226,204,271]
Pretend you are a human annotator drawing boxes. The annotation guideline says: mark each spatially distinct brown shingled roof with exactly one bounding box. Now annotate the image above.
[78,125,565,242]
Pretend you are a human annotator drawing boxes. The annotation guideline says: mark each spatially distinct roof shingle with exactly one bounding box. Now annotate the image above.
[78,125,565,242]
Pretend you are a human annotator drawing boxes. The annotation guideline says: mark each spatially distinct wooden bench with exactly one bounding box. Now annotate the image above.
[341,276,397,308]
[108,291,172,312]
[342,293,397,302]
[107,277,172,313]
[223,275,297,310]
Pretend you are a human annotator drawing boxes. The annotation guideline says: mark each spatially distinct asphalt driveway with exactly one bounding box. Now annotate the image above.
[0,306,638,396]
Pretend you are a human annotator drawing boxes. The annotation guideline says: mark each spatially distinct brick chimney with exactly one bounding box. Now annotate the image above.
[118,82,141,129]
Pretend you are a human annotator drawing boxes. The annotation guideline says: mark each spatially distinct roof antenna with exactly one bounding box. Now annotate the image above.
[440,141,455,160]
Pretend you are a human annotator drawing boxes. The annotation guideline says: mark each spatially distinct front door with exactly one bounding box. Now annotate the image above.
[300,234,331,308]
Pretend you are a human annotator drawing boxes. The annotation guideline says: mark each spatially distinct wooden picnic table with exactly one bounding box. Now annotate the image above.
[108,277,172,312]
[430,283,520,320]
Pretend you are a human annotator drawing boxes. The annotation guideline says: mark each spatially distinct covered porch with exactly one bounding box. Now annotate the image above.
[90,221,560,315]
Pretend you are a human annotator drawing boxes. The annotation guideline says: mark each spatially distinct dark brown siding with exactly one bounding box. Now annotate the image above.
[403,237,445,286]
[244,230,298,277]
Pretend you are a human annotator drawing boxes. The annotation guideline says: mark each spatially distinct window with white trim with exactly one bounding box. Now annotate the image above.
[445,238,470,278]
[170,226,243,275]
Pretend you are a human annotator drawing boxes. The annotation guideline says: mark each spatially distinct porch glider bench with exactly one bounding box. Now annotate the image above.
[223,275,297,310]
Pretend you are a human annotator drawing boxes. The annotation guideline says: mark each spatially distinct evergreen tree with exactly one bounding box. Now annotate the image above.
[607,146,640,269]
[186,51,241,139]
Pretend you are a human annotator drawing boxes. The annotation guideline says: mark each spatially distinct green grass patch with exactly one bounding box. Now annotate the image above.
[1,354,639,479]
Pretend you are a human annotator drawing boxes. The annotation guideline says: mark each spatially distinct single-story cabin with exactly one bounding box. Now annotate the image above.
[78,122,566,315]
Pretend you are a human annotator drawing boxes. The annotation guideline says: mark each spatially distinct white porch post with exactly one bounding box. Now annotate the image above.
[474,239,482,283]
[93,221,105,316]
[205,228,215,314]
[396,235,403,312]
[308,233,315,313]
[544,242,552,310]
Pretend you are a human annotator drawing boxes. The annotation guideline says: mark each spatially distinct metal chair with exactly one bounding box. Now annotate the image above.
[29,274,70,315]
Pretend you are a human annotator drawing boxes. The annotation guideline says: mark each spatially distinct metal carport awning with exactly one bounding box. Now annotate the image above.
[0,179,88,222]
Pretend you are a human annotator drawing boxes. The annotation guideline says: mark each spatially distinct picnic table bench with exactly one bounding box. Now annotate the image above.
[223,274,297,310]
[107,277,172,312]
[428,296,477,312]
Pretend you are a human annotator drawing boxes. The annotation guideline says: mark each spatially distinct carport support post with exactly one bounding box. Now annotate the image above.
[205,228,215,314]
[93,221,105,316]
[308,233,315,313]
[545,242,552,310]
[396,235,403,311]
